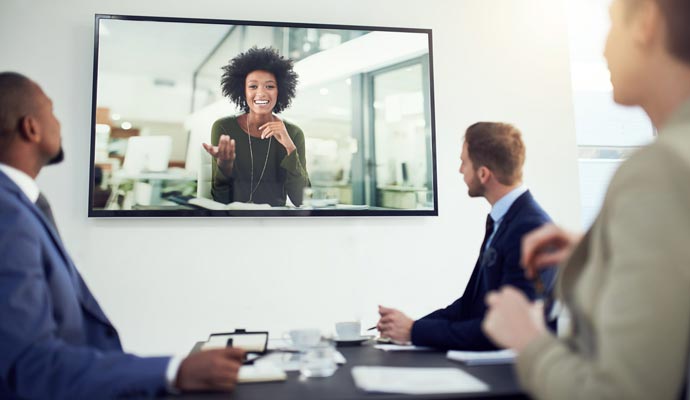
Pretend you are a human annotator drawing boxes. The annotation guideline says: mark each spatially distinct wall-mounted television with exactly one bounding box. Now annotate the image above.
[89,14,438,217]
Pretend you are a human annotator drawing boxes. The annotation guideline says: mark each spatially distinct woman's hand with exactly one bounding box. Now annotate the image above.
[202,135,236,177]
[482,286,546,352]
[259,119,296,155]
[521,224,582,279]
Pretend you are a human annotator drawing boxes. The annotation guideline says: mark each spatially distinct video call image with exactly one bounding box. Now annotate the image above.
[91,16,437,216]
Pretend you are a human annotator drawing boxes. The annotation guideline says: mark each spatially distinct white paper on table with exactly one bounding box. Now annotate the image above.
[374,344,433,352]
[351,366,489,395]
[446,349,516,366]
[238,364,287,383]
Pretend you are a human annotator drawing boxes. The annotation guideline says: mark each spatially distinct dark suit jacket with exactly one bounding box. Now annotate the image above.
[0,170,169,399]
[411,190,554,350]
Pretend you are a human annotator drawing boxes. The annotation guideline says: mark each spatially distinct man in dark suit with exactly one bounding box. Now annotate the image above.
[377,122,554,350]
[0,72,245,399]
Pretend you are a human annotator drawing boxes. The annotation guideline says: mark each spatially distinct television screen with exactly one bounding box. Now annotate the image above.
[89,14,438,216]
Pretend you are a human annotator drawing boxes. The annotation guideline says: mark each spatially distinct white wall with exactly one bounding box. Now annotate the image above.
[0,0,580,356]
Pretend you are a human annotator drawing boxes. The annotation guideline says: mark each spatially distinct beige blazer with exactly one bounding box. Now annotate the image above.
[516,99,690,400]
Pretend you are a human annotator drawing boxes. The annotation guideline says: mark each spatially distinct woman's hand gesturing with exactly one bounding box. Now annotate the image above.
[259,118,296,155]
[202,135,236,177]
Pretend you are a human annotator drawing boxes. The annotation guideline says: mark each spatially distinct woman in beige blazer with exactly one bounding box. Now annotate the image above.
[482,0,690,399]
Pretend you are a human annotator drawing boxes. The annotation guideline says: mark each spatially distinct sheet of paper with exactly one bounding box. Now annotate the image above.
[351,366,489,395]
[374,344,433,352]
[200,340,226,351]
[238,364,286,383]
[446,349,516,365]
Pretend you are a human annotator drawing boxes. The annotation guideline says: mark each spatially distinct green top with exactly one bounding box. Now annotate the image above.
[210,115,309,206]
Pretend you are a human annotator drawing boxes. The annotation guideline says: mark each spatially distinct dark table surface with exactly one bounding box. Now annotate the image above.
[171,342,529,400]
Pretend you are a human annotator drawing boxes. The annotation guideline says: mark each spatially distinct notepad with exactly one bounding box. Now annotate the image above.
[446,349,516,365]
[351,366,488,394]
[238,364,287,383]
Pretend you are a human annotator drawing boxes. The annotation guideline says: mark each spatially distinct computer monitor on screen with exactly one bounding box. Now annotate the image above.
[122,136,172,174]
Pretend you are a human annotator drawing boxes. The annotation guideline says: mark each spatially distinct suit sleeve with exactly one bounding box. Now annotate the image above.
[0,212,170,399]
[412,316,496,350]
[411,285,495,350]
[515,145,690,400]
[410,241,532,351]
[417,295,465,321]
[499,219,556,302]
[501,221,559,333]
[411,212,551,350]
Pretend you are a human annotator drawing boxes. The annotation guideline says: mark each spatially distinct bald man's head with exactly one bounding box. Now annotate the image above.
[0,72,40,146]
[0,72,64,172]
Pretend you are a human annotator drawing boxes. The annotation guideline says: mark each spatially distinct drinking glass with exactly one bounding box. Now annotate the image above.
[299,340,337,378]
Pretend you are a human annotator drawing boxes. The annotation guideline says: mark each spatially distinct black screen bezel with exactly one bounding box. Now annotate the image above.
[88,13,439,218]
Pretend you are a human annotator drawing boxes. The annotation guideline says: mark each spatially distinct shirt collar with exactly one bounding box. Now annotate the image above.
[490,184,527,223]
[0,163,40,203]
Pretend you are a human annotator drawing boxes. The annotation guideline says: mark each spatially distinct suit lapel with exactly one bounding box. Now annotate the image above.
[468,191,533,305]
[489,190,533,247]
[0,172,114,327]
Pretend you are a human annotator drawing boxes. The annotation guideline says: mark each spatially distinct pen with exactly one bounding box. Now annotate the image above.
[367,326,377,331]
[243,353,265,365]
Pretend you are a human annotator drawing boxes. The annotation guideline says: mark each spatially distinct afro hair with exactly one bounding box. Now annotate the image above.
[220,46,298,114]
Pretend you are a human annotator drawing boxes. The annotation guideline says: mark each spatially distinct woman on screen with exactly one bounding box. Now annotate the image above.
[202,47,309,206]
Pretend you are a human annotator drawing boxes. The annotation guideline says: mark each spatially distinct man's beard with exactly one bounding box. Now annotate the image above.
[47,146,64,165]
[467,173,485,198]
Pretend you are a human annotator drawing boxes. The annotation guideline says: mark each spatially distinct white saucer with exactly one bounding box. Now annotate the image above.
[334,335,374,345]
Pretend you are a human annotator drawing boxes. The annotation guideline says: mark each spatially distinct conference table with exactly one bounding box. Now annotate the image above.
[172,342,529,400]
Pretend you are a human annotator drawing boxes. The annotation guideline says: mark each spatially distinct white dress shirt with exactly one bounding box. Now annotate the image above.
[485,184,528,250]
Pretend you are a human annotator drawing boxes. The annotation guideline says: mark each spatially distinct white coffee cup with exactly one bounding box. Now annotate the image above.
[286,329,321,351]
[335,321,361,340]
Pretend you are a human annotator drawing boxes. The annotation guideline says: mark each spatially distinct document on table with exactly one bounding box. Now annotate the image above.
[351,366,489,395]
[374,344,433,351]
[446,349,516,365]
[238,364,286,383]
